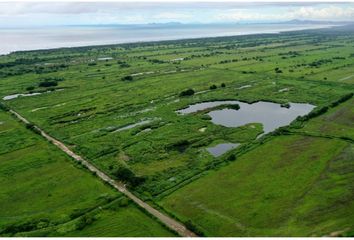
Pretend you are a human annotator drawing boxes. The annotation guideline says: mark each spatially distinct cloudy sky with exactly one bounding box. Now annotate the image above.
[0,2,353,27]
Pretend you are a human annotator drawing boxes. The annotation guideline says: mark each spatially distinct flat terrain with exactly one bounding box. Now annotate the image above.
[160,135,353,236]
[0,111,174,237]
[300,97,354,139]
[0,24,353,236]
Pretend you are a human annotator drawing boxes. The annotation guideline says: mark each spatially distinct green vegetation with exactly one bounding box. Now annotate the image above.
[298,96,354,140]
[179,88,195,97]
[160,135,354,236]
[17,197,175,237]
[0,25,353,236]
[0,111,174,237]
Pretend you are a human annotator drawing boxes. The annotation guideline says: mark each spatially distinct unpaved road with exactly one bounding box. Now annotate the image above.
[9,109,197,237]
[339,74,354,81]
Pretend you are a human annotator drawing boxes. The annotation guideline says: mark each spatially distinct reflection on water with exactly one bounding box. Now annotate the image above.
[113,120,152,133]
[178,100,315,134]
[3,89,64,101]
[207,143,240,157]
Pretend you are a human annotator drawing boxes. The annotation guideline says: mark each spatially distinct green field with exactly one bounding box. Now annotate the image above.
[61,199,174,237]
[0,24,354,236]
[0,111,174,237]
[160,135,354,236]
[299,97,354,139]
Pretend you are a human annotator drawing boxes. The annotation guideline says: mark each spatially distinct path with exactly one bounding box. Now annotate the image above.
[9,109,197,237]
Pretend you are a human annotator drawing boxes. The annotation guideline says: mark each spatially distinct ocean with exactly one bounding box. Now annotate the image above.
[0,23,336,55]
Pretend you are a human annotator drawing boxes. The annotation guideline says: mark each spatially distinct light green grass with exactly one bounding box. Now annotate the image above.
[61,202,175,237]
[160,135,354,236]
[0,111,174,237]
[299,97,354,139]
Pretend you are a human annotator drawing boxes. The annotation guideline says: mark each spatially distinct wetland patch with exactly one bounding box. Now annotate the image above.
[178,100,315,134]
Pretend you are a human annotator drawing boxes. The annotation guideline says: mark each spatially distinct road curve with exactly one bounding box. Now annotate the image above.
[9,109,197,237]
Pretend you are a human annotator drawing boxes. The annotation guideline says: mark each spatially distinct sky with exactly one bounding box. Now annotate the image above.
[0,2,353,27]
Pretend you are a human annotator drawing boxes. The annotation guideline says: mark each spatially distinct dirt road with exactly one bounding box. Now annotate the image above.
[9,109,197,237]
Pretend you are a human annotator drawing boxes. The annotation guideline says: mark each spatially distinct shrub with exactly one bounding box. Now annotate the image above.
[227,154,236,161]
[38,81,57,88]
[274,67,282,73]
[111,166,145,187]
[0,102,9,111]
[179,89,194,97]
[209,85,217,90]
[226,104,240,110]
[330,93,353,108]
[118,62,130,68]
[221,83,226,88]
[25,123,41,134]
[201,115,212,120]
[26,86,35,91]
[42,77,64,82]
[184,220,205,237]
[167,140,190,153]
[281,103,290,108]
[121,75,133,81]
[76,215,95,230]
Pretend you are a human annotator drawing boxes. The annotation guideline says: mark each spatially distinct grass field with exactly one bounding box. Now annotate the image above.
[0,111,174,237]
[160,135,354,236]
[61,199,175,237]
[0,24,354,236]
[299,97,354,139]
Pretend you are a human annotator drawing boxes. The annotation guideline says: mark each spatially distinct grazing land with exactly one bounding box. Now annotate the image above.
[0,111,175,237]
[0,24,354,236]
[160,135,353,236]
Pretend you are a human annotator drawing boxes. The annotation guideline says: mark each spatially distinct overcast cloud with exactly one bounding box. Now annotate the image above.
[0,2,353,27]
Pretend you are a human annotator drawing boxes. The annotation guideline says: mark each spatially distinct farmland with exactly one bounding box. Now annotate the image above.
[0,24,354,236]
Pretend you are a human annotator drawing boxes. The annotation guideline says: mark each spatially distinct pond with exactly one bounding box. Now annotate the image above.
[97,57,113,61]
[207,143,240,157]
[3,92,42,100]
[113,119,152,133]
[236,84,252,90]
[177,100,315,135]
[3,89,64,101]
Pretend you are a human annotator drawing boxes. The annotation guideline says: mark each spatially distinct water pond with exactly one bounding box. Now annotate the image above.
[207,143,240,157]
[113,120,152,133]
[177,100,315,134]
[3,89,64,101]
[3,92,42,100]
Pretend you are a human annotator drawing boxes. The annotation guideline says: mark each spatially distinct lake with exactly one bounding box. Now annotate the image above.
[0,23,336,55]
[178,100,315,135]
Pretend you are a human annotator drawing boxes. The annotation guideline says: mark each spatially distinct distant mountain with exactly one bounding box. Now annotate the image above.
[283,19,353,25]
[147,22,183,26]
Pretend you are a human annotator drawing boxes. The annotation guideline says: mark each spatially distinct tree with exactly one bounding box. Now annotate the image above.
[38,81,57,88]
[26,86,35,91]
[179,89,195,97]
[0,102,9,111]
[121,75,133,81]
[111,166,145,187]
[221,83,226,88]
[209,84,217,90]
[274,67,282,73]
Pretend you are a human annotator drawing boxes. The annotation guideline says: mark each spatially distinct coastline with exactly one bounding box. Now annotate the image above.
[0,23,342,56]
